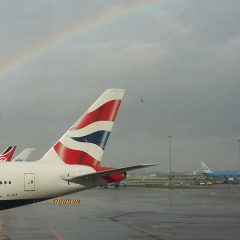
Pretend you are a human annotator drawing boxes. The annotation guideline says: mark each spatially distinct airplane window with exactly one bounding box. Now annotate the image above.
[31,180,33,184]
[4,181,6,184]
[9,181,11,184]
[0,181,2,184]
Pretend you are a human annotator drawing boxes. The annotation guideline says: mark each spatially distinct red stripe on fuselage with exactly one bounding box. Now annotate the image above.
[54,142,100,166]
[72,100,121,130]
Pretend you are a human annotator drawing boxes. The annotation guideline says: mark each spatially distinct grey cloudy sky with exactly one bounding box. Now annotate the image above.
[0,0,240,172]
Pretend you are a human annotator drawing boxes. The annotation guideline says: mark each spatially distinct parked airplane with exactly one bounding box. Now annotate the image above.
[201,162,240,183]
[0,146,16,162]
[12,148,36,162]
[0,89,156,210]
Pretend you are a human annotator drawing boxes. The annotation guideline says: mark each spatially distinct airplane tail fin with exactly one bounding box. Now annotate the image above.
[201,162,213,174]
[0,146,17,162]
[40,89,125,167]
[13,148,36,162]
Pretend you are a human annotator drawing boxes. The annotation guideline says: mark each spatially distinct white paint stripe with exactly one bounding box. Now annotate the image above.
[60,137,104,161]
[68,121,114,138]
[88,89,125,112]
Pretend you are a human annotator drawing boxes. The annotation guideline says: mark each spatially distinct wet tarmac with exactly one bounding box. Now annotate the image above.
[0,186,240,239]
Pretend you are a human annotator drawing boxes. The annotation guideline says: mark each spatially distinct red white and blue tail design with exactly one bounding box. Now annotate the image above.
[40,89,125,166]
[0,146,17,162]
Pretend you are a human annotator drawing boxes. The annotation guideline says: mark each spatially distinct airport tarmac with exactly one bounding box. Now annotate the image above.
[0,186,240,239]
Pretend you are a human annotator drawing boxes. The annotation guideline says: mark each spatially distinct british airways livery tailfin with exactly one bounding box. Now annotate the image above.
[201,162,213,174]
[0,146,17,162]
[40,89,125,166]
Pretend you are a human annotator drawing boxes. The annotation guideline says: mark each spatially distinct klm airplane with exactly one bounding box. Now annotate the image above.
[201,162,240,183]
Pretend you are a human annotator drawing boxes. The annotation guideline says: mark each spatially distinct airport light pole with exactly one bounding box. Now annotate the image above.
[0,113,1,147]
[238,139,240,171]
[168,136,172,185]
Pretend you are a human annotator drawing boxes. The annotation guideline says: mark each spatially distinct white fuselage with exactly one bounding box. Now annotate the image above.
[0,162,95,202]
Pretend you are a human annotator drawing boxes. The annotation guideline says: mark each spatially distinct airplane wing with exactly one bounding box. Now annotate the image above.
[61,163,158,186]
[12,148,36,162]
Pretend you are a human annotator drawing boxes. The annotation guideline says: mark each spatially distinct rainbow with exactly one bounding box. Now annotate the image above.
[0,0,173,79]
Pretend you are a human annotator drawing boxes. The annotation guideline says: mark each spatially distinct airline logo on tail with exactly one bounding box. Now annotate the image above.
[41,89,125,167]
[13,148,36,162]
[0,146,16,162]
[201,162,213,174]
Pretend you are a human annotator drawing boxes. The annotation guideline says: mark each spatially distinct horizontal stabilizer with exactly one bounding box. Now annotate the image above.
[61,163,158,186]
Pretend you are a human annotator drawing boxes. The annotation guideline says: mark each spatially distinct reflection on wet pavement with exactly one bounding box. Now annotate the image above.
[0,187,240,239]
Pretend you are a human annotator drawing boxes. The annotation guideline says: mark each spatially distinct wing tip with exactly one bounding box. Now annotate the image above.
[139,163,159,167]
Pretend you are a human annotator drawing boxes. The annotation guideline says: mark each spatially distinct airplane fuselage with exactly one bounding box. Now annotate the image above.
[205,172,240,178]
[0,162,95,210]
